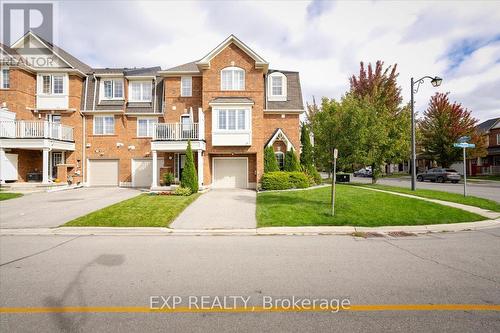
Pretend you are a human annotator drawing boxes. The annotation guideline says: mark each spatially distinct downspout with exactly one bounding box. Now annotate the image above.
[92,74,97,111]
[81,74,89,185]
[264,73,268,110]
[153,76,157,113]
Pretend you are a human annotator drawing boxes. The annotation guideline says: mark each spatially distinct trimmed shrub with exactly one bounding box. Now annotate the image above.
[300,125,314,168]
[181,140,199,193]
[288,171,310,188]
[284,148,301,172]
[261,171,311,190]
[264,146,279,173]
[173,187,192,196]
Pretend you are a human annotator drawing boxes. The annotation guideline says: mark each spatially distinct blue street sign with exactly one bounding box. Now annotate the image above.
[453,143,475,148]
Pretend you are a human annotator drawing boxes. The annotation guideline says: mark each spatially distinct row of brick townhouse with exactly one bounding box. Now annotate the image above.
[0,32,304,189]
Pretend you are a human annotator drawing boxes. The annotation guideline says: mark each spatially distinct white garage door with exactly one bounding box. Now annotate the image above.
[0,153,18,181]
[88,159,119,186]
[213,158,247,188]
[132,158,164,188]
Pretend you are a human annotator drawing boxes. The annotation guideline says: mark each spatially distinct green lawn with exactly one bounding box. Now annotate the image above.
[257,185,484,227]
[468,175,500,182]
[0,192,22,201]
[361,184,500,212]
[64,193,201,227]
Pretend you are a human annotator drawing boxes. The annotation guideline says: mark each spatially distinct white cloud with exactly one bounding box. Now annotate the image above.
[51,0,500,121]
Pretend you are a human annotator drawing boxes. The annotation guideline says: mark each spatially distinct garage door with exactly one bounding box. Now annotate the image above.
[213,158,247,188]
[132,158,164,188]
[88,159,119,186]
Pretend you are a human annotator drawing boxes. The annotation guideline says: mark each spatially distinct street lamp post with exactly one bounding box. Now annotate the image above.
[410,75,443,191]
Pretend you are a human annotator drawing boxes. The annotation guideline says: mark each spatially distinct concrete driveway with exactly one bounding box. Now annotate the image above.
[171,189,257,229]
[0,187,141,229]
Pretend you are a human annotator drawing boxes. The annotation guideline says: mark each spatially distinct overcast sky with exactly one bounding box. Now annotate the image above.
[51,0,500,121]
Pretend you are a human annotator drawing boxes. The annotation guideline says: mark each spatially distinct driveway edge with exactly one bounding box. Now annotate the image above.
[1,219,499,236]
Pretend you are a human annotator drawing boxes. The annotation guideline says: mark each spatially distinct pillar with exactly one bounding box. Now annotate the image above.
[152,150,158,188]
[197,150,203,189]
[42,148,50,184]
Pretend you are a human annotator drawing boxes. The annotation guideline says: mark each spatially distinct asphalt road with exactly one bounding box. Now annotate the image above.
[1,229,499,332]
[352,176,500,202]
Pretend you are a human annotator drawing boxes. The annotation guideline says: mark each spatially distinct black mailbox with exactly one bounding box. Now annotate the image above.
[336,174,350,183]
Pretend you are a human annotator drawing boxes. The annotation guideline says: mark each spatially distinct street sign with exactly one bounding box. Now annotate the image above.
[333,148,338,159]
[457,136,471,143]
[453,143,475,148]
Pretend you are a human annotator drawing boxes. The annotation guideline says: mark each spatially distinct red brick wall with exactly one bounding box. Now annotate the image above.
[164,76,202,122]
[0,68,36,119]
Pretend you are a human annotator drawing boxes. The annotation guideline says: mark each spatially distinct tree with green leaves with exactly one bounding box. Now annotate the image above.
[284,148,301,172]
[419,92,486,167]
[300,125,314,167]
[264,146,279,173]
[181,140,198,193]
[348,61,411,183]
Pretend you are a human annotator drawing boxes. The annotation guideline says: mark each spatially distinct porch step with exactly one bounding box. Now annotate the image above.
[0,182,68,192]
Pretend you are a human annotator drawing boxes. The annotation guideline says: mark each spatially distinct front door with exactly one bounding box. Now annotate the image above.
[52,152,63,179]
[178,154,186,181]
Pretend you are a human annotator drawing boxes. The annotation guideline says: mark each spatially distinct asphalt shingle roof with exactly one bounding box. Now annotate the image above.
[266,70,304,111]
[477,117,500,133]
[164,61,200,73]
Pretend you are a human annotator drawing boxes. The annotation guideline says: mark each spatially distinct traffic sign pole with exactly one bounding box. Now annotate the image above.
[331,149,338,216]
[463,147,467,197]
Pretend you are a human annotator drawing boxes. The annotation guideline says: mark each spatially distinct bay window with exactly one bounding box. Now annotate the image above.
[137,118,157,137]
[39,74,65,94]
[101,78,124,100]
[181,76,192,97]
[221,67,245,90]
[129,81,152,102]
[93,115,115,135]
[216,108,248,131]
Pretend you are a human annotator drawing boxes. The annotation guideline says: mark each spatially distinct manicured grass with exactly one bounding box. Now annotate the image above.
[256,185,484,227]
[361,184,500,212]
[0,192,22,201]
[64,193,201,227]
[468,175,500,182]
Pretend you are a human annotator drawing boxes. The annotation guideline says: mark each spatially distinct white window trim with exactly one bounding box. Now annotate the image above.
[128,80,152,102]
[93,115,115,135]
[220,66,245,91]
[181,76,192,97]
[497,133,500,145]
[268,72,287,102]
[37,73,68,96]
[99,78,124,101]
[0,67,9,89]
[136,117,157,137]
[213,107,251,133]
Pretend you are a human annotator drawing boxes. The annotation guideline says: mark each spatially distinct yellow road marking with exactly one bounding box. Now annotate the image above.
[0,304,499,314]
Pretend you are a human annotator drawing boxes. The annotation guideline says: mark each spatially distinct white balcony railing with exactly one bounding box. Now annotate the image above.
[153,123,200,141]
[0,120,74,141]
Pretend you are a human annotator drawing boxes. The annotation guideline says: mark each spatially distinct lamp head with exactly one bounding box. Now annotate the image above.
[431,76,443,87]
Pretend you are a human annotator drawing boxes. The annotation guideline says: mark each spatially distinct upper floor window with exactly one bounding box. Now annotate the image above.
[181,76,192,97]
[216,108,248,131]
[129,81,152,102]
[93,115,115,135]
[137,117,157,137]
[101,78,123,100]
[1,68,9,89]
[497,133,500,145]
[39,74,65,95]
[267,72,287,101]
[221,67,244,91]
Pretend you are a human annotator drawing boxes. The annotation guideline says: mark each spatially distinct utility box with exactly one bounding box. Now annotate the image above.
[336,174,350,183]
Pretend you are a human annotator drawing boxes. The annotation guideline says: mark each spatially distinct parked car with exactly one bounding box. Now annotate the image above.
[354,167,372,178]
[417,168,461,183]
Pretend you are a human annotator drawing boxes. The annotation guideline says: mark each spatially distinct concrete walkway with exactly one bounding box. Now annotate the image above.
[170,189,257,229]
[357,186,500,219]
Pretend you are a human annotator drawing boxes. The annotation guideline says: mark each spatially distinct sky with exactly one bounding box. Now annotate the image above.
[28,1,500,121]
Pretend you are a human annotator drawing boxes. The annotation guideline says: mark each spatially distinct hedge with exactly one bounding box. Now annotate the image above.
[261,171,311,190]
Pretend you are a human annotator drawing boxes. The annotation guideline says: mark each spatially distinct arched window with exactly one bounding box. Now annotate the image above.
[267,72,287,101]
[221,67,245,91]
[275,151,285,170]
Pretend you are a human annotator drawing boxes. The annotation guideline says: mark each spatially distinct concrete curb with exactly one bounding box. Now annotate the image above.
[1,220,499,236]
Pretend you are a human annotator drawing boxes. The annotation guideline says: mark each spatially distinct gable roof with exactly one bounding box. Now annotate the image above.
[265,128,295,150]
[196,35,269,72]
[10,31,92,75]
[477,117,500,133]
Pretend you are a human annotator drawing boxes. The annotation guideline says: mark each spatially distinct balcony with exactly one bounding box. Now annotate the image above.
[0,120,74,141]
[153,123,202,141]
[0,120,75,151]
